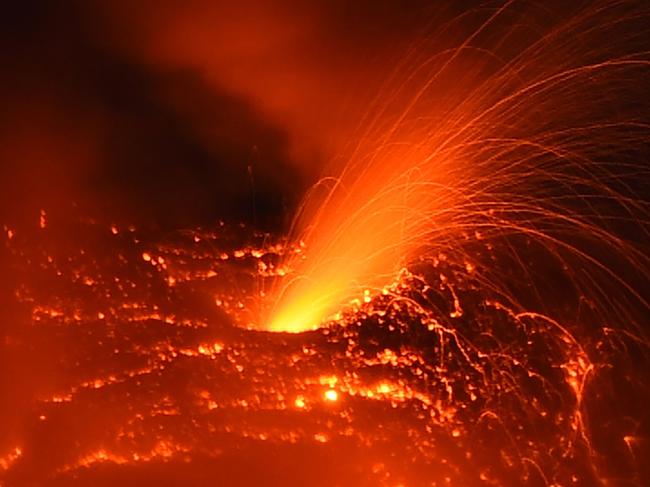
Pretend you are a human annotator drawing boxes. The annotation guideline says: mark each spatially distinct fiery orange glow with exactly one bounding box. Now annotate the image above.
[2,1,650,486]
[2,210,648,484]
[266,1,650,333]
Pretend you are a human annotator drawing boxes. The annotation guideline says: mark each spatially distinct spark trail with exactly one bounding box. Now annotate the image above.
[1,1,650,486]
[1,217,648,485]
[266,0,650,335]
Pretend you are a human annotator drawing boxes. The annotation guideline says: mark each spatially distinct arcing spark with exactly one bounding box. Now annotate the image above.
[266,0,650,334]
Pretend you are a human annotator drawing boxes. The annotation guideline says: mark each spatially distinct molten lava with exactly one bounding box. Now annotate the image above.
[2,1,650,486]
[2,217,648,485]
[266,1,650,336]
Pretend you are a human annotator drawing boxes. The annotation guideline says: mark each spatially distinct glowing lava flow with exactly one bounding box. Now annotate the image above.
[2,2,650,486]
[3,217,648,485]
[266,1,650,334]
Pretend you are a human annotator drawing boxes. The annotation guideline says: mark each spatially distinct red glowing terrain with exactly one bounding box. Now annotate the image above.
[0,216,648,486]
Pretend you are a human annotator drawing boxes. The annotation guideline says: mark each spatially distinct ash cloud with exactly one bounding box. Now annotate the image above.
[0,2,299,229]
[0,1,439,230]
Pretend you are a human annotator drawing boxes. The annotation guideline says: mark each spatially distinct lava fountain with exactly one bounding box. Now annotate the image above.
[2,1,650,485]
[266,0,650,333]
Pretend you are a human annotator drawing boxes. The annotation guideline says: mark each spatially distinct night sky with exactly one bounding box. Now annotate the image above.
[1,2,650,486]
[0,1,444,230]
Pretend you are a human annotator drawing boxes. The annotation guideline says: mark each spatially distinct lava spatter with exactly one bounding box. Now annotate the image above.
[2,219,646,486]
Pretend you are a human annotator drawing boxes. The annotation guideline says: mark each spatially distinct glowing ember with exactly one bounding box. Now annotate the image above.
[1,217,648,485]
[1,1,649,486]
[324,389,338,402]
[266,1,650,335]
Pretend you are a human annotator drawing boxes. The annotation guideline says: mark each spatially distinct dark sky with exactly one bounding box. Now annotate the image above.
[0,2,287,229]
[0,5,649,483]
[1,0,648,233]
[0,0,437,230]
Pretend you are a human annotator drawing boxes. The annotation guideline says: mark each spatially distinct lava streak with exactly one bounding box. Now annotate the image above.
[266,0,650,333]
[2,1,650,486]
[3,218,647,485]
